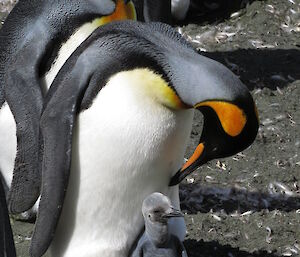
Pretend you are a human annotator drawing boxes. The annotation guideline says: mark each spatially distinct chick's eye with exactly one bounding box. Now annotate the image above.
[148,214,151,218]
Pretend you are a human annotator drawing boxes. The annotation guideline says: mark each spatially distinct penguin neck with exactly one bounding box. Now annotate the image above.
[145,221,170,247]
[41,18,104,94]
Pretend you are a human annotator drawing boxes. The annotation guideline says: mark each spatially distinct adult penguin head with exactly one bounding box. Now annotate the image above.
[168,53,259,185]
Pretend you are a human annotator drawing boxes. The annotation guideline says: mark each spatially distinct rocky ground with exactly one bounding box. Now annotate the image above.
[1,0,300,256]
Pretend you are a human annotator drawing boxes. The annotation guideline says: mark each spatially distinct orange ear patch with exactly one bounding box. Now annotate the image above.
[181,143,205,171]
[195,101,247,137]
[100,0,136,24]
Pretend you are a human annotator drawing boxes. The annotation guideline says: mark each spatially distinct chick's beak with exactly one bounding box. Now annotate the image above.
[163,208,184,218]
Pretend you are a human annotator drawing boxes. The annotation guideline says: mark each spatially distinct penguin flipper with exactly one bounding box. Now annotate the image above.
[0,177,16,257]
[129,230,147,257]
[4,39,44,214]
[130,239,145,257]
[30,56,96,257]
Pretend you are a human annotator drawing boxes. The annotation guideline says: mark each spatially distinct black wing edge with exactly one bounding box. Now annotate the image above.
[5,42,44,214]
[29,59,94,257]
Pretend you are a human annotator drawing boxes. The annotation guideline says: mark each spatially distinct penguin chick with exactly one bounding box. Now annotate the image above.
[131,192,188,257]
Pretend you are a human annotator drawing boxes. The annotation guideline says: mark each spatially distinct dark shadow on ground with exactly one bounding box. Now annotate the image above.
[201,49,300,90]
[180,183,300,214]
[177,0,263,25]
[184,239,279,257]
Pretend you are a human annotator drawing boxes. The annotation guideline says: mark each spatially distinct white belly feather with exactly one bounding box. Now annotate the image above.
[0,102,16,188]
[49,72,194,257]
[42,20,101,93]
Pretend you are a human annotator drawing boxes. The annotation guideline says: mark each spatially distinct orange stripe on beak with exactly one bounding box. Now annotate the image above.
[100,0,136,24]
[170,98,258,186]
[181,143,204,171]
[177,101,246,179]
[195,101,247,137]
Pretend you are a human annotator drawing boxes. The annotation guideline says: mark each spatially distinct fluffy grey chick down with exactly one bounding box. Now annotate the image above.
[130,192,188,257]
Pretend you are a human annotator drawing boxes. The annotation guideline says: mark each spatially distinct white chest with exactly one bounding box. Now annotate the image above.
[42,20,102,93]
[0,102,16,188]
[50,72,194,257]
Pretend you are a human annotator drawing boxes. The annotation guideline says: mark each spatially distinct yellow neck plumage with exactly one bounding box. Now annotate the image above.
[108,68,186,110]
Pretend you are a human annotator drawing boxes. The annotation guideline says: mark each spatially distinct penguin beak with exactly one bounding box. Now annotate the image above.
[169,98,259,186]
[99,0,136,24]
[163,208,184,218]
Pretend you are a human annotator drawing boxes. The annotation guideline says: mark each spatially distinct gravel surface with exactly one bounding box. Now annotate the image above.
[181,1,300,256]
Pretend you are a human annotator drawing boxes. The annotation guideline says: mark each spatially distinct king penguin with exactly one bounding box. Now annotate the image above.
[0,0,136,214]
[28,21,259,257]
[130,192,187,257]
